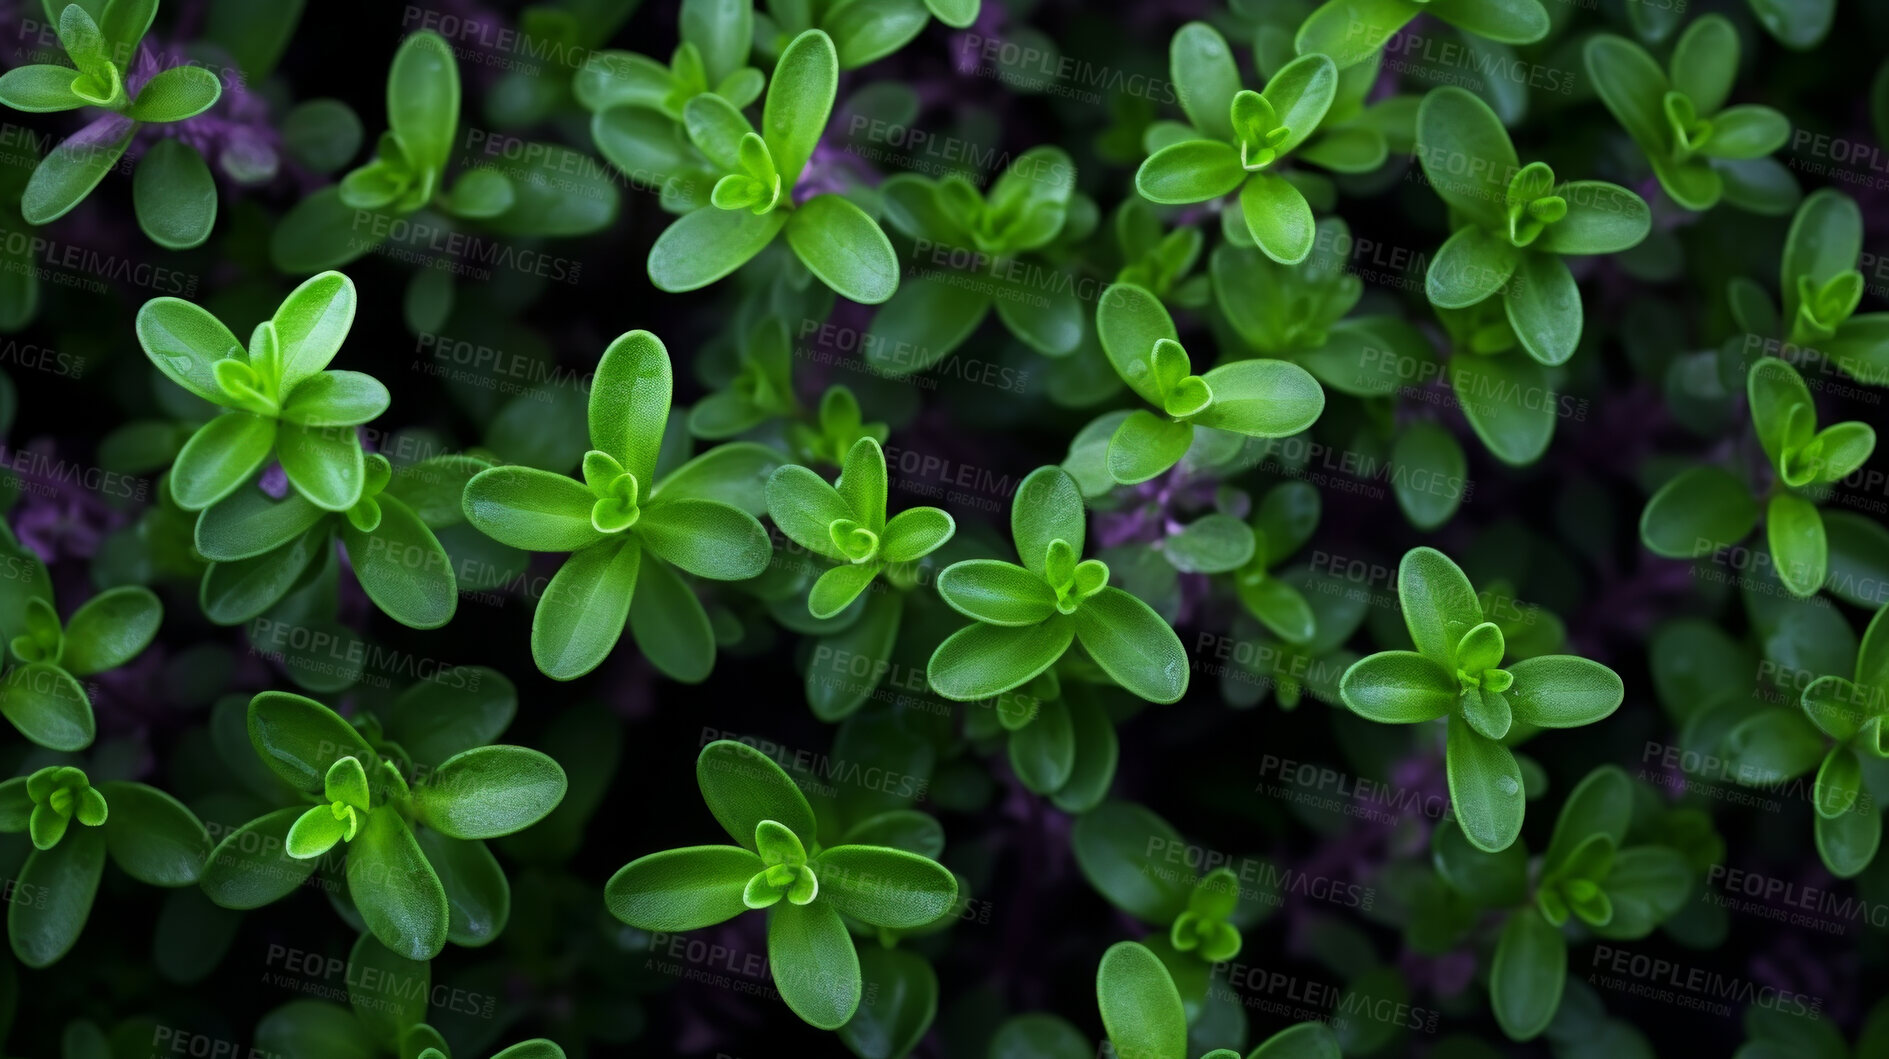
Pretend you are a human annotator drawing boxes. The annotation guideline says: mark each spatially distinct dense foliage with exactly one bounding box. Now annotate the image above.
[2,0,1888,1056]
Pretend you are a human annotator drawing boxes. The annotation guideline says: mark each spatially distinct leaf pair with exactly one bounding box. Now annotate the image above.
[604,740,958,1029]
[1479,768,1691,1040]
[864,145,1086,372]
[573,0,764,121]
[1640,355,1875,599]
[753,0,979,70]
[194,452,468,630]
[1097,283,1326,484]
[1339,547,1623,851]
[1416,87,1651,366]
[0,767,210,967]
[1,581,160,751]
[967,673,1121,811]
[463,330,774,681]
[648,30,899,304]
[138,271,388,515]
[1798,605,1889,877]
[0,0,223,242]
[202,691,566,960]
[930,466,1190,704]
[1586,16,1794,213]
[275,32,618,271]
[766,436,955,618]
[1137,23,1339,264]
[1234,481,1321,644]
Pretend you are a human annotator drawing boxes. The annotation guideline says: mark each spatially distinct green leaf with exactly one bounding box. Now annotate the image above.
[388,31,459,176]
[1768,493,1827,598]
[346,932,429,1044]
[824,0,929,68]
[1250,1021,1343,1059]
[683,0,755,82]
[1,664,94,751]
[123,65,223,122]
[1542,766,1632,872]
[768,899,861,1029]
[1399,546,1483,664]
[416,746,566,839]
[276,422,365,512]
[1815,794,1880,877]
[9,827,105,967]
[1071,801,1190,922]
[1671,15,1739,115]
[815,844,957,927]
[1536,182,1649,256]
[1451,353,1555,466]
[21,115,135,224]
[698,739,819,847]
[837,436,889,532]
[881,507,954,563]
[1701,106,1791,159]
[1507,656,1623,728]
[1391,421,1467,530]
[1639,466,1757,557]
[0,65,87,111]
[1011,695,1077,793]
[1415,88,1517,230]
[1163,514,1255,574]
[414,829,508,948]
[59,586,160,676]
[784,194,899,304]
[463,466,604,553]
[1135,141,1245,205]
[859,273,991,376]
[1782,189,1862,327]
[1447,714,1525,852]
[1261,52,1339,158]
[1339,651,1457,722]
[1239,173,1315,265]
[386,668,515,766]
[1748,357,1814,470]
[937,560,1057,626]
[764,29,837,188]
[1097,282,1181,406]
[278,371,390,428]
[195,487,327,562]
[629,555,720,681]
[1012,465,1086,577]
[532,539,640,681]
[347,810,449,960]
[1598,846,1692,939]
[1070,587,1190,704]
[1490,907,1566,1040]
[1432,0,1550,44]
[171,413,277,511]
[683,93,756,170]
[1171,22,1240,141]
[927,619,1075,701]
[199,808,318,909]
[1434,818,1528,906]
[649,206,788,291]
[606,844,763,930]
[1427,226,1518,309]
[197,528,325,625]
[841,946,939,1059]
[1748,0,1835,50]
[273,270,358,394]
[989,1015,1090,1059]
[129,134,216,245]
[247,690,376,796]
[341,498,457,629]
[636,498,772,580]
[136,295,245,403]
[1107,411,1194,485]
[1294,0,1420,69]
[1097,941,1187,1059]
[1505,252,1581,367]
